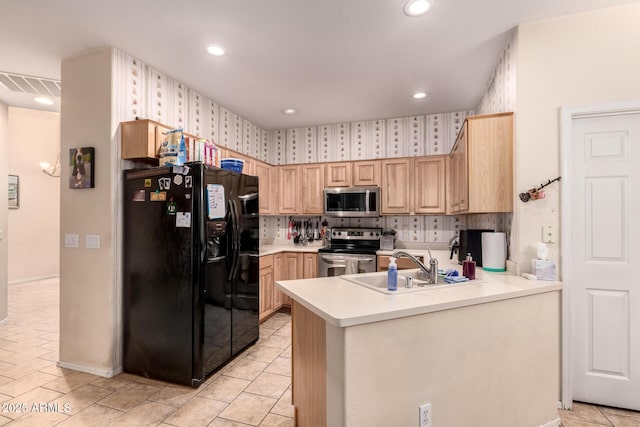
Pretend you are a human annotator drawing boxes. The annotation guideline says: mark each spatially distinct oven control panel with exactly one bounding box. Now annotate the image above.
[330,227,382,240]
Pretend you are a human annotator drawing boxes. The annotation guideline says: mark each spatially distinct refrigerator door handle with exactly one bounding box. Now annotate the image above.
[230,199,241,280]
[227,199,238,282]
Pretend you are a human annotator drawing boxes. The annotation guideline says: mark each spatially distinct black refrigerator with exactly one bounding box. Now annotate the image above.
[123,162,259,387]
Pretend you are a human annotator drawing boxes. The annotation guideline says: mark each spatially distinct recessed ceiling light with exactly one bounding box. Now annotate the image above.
[205,44,226,56]
[404,0,431,16]
[34,97,54,105]
[412,92,428,99]
[282,108,298,115]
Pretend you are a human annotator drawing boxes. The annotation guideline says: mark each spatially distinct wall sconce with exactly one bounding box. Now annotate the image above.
[40,153,61,177]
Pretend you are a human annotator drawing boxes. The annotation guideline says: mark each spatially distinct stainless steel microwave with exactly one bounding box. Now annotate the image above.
[323,187,380,217]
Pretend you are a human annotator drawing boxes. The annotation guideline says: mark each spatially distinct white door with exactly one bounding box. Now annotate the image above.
[571,112,640,409]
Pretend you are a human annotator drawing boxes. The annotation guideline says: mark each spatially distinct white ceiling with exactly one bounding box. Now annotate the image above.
[1,0,638,129]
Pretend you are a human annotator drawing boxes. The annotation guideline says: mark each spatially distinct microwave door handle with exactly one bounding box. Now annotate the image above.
[365,189,370,213]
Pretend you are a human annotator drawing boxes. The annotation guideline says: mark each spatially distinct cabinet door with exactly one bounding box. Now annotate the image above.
[353,160,381,186]
[278,166,300,214]
[325,162,351,187]
[457,125,469,212]
[303,253,318,279]
[282,252,303,306]
[273,253,284,309]
[301,164,325,214]
[121,119,164,160]
[259,266,274,322]
[255,161,278,215]
[259,255,274,322]
[414,156,446,214]
[381,159,412,214]
[449,125,468,213]
[466,113,513,213]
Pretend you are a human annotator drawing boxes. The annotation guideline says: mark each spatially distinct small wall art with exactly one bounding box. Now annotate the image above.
[8,175,19,209]
[69,147,95,189]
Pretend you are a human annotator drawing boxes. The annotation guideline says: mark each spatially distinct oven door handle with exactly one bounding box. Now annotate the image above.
[320,255,373,263]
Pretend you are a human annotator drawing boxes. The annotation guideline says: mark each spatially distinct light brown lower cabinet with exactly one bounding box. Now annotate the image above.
[303,253,318,279]
[292,301,326,427]
[261,252,319,317]
[259,255,275,322]
[377,255,424,271]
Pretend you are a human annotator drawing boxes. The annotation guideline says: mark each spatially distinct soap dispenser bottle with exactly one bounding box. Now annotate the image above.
[387,258,398,291]
[462,253,476,280]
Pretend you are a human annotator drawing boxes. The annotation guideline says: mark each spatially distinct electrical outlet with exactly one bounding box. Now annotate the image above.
[419,403,431,427]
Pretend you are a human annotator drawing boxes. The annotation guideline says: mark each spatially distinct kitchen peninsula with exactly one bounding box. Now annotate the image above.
[276,255,562,427]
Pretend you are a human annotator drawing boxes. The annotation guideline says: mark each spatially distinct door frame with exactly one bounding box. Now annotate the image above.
[560,100,640,410]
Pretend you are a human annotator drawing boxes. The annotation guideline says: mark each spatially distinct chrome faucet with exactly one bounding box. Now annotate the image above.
[391,249,439,285]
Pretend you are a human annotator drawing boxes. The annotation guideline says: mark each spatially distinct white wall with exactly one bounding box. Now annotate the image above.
[7,108,60,283]
[515,3,640,273]
[0,101,8,323]
[59,48,118,375]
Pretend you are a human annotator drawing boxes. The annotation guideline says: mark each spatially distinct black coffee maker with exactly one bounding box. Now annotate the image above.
[451,229,494,267]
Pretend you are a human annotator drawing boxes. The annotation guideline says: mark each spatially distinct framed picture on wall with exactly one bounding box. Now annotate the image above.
[69,147,95,189]
[8,175,19,209]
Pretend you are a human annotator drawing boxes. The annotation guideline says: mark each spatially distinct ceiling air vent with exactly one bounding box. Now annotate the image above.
[0,72,61,97]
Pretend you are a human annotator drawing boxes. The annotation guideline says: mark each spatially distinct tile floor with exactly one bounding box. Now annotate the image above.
[1,278,639,426]
[0,278,294,426]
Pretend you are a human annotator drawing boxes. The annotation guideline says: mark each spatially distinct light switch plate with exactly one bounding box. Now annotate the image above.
[85,234,100,249]
[65,234,79,248]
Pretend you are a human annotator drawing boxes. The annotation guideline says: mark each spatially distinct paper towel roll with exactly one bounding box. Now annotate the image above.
[481,232,507,272]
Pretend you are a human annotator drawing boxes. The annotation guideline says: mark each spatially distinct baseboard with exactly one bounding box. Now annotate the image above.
[9,274,59,285]
[0,317,7,327]
[57,360,121,378]
[539,418,561,427]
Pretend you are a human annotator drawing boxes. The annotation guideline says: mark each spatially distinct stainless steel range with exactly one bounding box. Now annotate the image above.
[318,227,382,277]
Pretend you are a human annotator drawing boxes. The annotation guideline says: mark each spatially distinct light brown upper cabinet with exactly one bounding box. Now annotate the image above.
[325,162,351,187]
[449,125,469,212]
[352,160,381,186]
[448,112,514,213]
[278,165,301,214]
[381,158,412,214]
[301,164,325,214]
[414,156,446,214]
[121,119,172,160]
[255,161,278,215]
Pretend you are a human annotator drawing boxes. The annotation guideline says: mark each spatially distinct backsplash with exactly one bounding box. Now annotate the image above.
[260,213,512,248]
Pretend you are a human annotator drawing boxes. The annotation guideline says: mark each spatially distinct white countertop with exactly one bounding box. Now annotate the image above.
[259,243,322,256]
[275,252,561,327]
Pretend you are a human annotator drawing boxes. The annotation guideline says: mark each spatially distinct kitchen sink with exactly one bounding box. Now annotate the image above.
[341,269,481,295]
